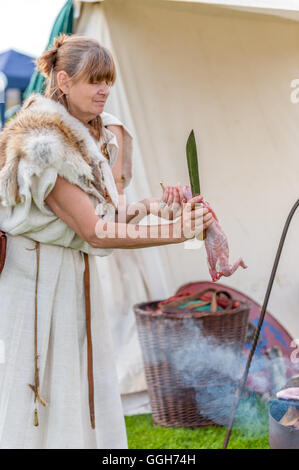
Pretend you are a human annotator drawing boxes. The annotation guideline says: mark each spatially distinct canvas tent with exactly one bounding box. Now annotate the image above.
[70,0,299,415]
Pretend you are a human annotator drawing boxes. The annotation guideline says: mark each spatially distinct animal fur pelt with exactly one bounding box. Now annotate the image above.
[0,93,119,213]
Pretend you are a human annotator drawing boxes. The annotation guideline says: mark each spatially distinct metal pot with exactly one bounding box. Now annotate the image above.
[269,400,299,449]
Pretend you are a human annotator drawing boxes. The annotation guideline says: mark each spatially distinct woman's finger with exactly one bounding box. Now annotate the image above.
[189,207,205,219]
[162,186,169,204]
[176,183,184,203]
[167,187,174,206]
[173,187,180,205]
[183,185,193,202]
[188,206,209,218]
[203,219,214,229]
[187,195,203,207]
[203,212,213,222]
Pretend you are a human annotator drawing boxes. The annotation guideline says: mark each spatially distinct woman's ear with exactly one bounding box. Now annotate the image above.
[57,70,71,94]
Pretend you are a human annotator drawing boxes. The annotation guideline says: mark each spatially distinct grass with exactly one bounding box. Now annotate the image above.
[125,414,269,449]
[125,397,270,449]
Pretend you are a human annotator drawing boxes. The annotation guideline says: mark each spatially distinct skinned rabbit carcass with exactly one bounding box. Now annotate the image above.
[180,186,247,282]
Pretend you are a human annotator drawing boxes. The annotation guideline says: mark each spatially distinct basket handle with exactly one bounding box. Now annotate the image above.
[195,288,233,309]
[160,287,234,313]
[160,287,217,311]
[210,290,233,312]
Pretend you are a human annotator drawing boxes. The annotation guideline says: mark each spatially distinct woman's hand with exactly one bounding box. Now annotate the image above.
[158,184,181,220]
[157,183,192,220]
[174,194,214,241]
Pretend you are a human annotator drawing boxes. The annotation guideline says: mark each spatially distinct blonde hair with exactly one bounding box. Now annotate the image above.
[35,33,116,141]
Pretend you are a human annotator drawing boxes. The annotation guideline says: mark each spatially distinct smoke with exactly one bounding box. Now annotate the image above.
[149,317,293,436]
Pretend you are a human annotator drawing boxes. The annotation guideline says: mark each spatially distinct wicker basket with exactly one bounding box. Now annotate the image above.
[134,288,250,428]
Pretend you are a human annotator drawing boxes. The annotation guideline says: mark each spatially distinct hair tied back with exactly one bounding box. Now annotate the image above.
[35,33,69,79]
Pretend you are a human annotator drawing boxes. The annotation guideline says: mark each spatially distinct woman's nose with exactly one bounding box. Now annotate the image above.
[98,82,110,95]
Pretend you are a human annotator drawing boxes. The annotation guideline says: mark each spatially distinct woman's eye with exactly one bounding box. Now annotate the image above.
[93,80,111,87]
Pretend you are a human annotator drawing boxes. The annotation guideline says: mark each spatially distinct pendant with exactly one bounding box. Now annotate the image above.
[101,143,110,161]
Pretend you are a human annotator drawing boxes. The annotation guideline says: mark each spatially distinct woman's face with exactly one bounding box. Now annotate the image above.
[58,71,111,122]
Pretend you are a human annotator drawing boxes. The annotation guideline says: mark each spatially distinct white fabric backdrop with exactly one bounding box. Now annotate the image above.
[75,0,299,413]
[167,0,299,8]
[75,0,299,22]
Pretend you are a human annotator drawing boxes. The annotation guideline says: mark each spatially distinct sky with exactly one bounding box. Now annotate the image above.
[2,0,299,58]
[0,0,66,58]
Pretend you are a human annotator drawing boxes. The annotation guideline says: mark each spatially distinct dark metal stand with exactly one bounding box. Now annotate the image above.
[222,199,299,449]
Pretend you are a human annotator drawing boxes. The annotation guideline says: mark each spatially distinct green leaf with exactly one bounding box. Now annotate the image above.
[186,130,200,196]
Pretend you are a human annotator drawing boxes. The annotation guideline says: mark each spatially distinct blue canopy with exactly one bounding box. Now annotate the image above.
[0,49,35,127]
[0,49,35,90]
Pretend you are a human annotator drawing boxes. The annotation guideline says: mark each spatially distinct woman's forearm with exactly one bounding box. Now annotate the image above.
[115,198,150,224]
[89,219,185,249]
[115,197,167,225]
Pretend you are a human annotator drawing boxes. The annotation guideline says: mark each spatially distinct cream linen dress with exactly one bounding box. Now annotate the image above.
[0,99,133,449]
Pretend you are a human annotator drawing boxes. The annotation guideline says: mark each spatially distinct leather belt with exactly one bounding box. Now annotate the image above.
[0,231,7,274]
[83,252,96,429]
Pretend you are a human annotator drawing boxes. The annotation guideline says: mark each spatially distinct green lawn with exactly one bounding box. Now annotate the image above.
[125,398,270,449]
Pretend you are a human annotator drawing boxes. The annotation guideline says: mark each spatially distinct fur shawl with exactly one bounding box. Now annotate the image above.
[0,93,120,214]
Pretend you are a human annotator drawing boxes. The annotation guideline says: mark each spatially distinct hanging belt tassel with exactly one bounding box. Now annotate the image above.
[28,382,48,408]
[34,407,38,427]
[26,242,48,426]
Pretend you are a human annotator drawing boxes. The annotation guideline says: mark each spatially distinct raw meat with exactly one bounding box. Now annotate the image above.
[182,186,247,282]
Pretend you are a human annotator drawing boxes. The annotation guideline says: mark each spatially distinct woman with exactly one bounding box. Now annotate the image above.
[0,34,213,449]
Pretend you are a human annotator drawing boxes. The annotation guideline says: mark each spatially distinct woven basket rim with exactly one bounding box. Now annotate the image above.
[133,299,250,320]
